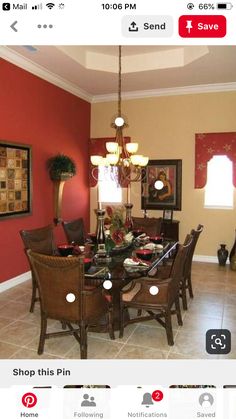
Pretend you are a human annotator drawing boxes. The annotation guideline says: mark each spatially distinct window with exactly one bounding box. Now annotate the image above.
[98,166,122,204]
[204,155,234,209]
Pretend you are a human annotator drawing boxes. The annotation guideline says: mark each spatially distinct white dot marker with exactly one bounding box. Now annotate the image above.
[66,293,76,303]
[154,180,164,190]
[103,280,112,290]
[149,286,159,296]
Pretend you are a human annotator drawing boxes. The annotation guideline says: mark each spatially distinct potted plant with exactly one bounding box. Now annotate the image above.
[47,153,76,181]
[46,154,77,224]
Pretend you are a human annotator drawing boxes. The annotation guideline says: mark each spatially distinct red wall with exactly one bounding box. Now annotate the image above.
[0,59,91,283]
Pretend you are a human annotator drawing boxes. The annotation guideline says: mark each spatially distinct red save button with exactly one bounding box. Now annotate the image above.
[179,15,226,38]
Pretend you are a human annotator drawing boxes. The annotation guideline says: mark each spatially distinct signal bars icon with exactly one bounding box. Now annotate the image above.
[46,2,55,9]
[32,3,42,10]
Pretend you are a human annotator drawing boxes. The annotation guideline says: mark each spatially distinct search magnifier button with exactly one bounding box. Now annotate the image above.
[206,329,231,354]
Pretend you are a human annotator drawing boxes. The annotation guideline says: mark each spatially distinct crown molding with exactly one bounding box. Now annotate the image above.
[1,46,236,104]
[0,46,93,103]
[92,82,236,103]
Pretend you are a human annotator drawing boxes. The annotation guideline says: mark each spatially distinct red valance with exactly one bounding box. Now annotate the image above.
[195,132,236,188]
[89,137,131,187]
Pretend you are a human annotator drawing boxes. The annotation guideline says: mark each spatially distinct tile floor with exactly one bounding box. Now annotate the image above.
[0,262,235,359]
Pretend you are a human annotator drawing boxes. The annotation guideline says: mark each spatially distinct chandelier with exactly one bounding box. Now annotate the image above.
[90,46,149,184]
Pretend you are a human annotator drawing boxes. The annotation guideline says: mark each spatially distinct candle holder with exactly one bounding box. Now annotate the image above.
[124,203,133,232]
[95,208,106,245]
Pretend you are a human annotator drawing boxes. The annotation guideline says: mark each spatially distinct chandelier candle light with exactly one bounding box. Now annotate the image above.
[90,46,149,200]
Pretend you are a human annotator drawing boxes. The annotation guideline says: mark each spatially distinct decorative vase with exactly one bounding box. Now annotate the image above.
[217,244,228,266]
[229,229,236,262]
[124,203,133,232]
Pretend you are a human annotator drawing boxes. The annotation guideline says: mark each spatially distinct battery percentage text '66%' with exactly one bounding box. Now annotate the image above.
[199,3,215,9]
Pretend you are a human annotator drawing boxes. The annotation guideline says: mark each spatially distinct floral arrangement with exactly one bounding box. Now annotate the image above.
[105,205,127,246]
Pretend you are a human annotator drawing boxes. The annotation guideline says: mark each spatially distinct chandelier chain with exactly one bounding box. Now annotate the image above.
[118,45,122,117]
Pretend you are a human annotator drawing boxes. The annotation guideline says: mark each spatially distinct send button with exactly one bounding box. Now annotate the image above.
[122,15,173,37]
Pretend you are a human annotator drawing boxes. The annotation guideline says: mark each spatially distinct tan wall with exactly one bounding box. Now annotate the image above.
[90,91,236,258]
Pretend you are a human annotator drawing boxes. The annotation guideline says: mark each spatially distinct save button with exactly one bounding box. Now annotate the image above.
[179,15,226,38]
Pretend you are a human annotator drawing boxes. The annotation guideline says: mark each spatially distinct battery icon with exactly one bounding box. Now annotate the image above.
[217,3,233,9]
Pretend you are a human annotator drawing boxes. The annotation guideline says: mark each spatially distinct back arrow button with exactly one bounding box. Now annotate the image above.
[10,21,18,32]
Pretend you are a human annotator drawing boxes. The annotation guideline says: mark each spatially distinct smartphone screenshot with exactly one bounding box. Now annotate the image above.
[0,0,236,417]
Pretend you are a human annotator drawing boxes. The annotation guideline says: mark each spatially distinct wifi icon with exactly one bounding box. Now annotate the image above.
[46,2,55,9]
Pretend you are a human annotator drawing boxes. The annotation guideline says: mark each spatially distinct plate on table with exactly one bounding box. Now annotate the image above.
[123,257,151,272]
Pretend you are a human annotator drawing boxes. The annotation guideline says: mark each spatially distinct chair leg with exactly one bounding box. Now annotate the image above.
[108,309,115,340]
[188,274,194,299]
[181,281,188,311]
[119,304,125,338]
[175,298,183,326]
[30,276,37,313]
[80,324,87,359]
[38,315,47,355]
[164,311,174,346]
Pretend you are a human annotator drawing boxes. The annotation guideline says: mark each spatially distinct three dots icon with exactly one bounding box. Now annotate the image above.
[37,24,53,29]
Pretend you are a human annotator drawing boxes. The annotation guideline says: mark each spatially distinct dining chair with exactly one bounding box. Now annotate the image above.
[119,237,192,346]
[151,224,204,310]
[20,224,57,313]
[62,217,85,245]
[180,224,204,310]
[27,250,114,359]
[132,216,162,237]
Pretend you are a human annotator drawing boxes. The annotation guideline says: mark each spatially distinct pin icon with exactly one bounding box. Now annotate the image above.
[22,393,37,408]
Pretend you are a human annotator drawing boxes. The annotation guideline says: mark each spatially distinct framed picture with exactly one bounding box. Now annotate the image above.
[0,140,32,219]
[141,159,182,210]
[163,209,173,222]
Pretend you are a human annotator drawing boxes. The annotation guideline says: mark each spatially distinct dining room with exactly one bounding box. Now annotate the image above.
[0,45,236,360]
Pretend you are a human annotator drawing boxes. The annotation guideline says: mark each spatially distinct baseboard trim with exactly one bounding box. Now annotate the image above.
[193,255,229,264]
[0,271,31,293]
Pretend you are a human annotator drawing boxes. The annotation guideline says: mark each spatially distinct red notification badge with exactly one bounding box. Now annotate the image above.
[152,390,164,402]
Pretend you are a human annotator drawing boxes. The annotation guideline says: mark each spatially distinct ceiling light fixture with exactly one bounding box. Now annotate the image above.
[90,46,149,185]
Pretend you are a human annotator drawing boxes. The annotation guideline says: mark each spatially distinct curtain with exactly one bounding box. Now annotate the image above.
[89,137,131,187]
[195,132,236,188]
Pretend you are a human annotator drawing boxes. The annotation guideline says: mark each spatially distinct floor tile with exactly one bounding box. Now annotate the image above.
[0,320,39,346]
[0,317,15,331]
[9,348,60,359]
[88,323,138,343]
[0,301,29,320]
[116,344,168,359]
[26,335,81,358]
[169,330,218,359]
[0,341,22,358]
[65,336,123,359]
[126,324,177,351]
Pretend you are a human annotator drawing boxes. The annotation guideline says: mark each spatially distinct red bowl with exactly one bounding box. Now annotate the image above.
[58,244,74,257]
[136,248,153,261]
[84,257,92,272]
[149,235,163,244]
[132,229,145,238]
[88,233,97,244]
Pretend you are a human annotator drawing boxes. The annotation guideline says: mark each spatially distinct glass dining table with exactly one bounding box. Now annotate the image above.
[85,240,177,333]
